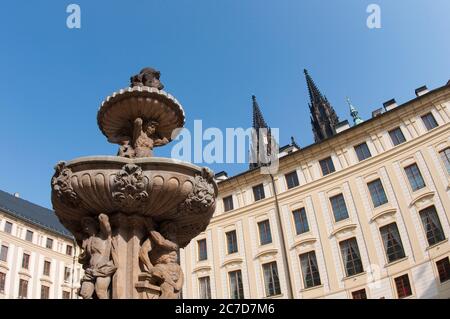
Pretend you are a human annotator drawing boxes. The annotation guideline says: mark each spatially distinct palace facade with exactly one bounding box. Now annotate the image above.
[180,73,450,299]
[0,190,82,299]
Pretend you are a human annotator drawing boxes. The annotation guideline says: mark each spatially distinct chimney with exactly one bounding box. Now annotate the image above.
[214,171,228,181]
[13,192,20,198]
[415,85,429,97]
[372,108,384,118]
[335,120,350,133]
[383,98,398,111]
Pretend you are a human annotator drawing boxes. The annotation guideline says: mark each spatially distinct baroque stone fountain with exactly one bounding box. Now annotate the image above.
[50,68,218,299]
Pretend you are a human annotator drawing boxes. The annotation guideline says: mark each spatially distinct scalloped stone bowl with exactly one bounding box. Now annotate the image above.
[51,156,218,248]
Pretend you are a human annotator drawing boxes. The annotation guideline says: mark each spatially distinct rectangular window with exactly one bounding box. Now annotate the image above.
[22,253,30,269]
[198,276,211,299]
[62,291,71,299]
[389,127,406,146]
[319,157,335,176]
[0,272,5,294]
[64,267,71,282]
[25,230,33,242]
[421,112,438,131]
[18,279,28,299]
[3,221,12,234]
[258,220,272,245]
[41,285,50,299]
[354,142,372,161]
[46,238,53,249]
[228,270,244,299]
[223,195,234,212]
[226,230,238,254]
[43,260,51,276]
[330,194,349,222]
[262,262,281,297]
[339,238,364,277]
[198,239,207,261]
[380,223,405,263]
[66,245,73,256]
[439,148,450,174]
[404,164,426,191]
[352,289,367,299]
[436,257,450,283]
[394,274,412,298]
[285,171,299,189]
[367,179,388,207]
[0,245,8,262]
[293,208,309,235]
[419,206,445,246]
[253,184,265,201]
[299,251,321,288]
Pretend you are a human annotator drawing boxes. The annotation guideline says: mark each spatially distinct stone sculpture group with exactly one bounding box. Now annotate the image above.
[51,68,217,299]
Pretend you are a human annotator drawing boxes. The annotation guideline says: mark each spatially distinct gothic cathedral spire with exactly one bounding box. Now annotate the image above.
[304,69,340,142]
[250,95,272,169]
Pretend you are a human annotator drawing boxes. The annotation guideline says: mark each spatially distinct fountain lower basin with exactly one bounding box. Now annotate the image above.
[51,156,217,248]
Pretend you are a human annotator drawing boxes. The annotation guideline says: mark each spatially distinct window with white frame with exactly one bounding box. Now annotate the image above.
[380,223,405,263]
[299,251,321,289]
[262,261,281,297]
[354,142,372,162]
[228,270,244,299]
[330,194,349,222]
[389,127,406,146]
[339,238,364,277]
[226,230,238,254]
[419,206,445,246]
[292,208,309,235]
[285,171,300,189]
[3,221,12,234]
[258,220,272,245]
[439,148,450,174]
[367,179,388,207]
[198,276,211,299]
[319,157,335,176]
[421,112,438,131]
[404,163,426,191]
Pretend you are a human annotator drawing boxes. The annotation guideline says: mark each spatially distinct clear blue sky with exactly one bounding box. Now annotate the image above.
[0,0,449,209]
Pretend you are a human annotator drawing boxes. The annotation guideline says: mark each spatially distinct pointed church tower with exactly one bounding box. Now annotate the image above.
[250,95,272,169]
[346,97,363,126]
[304,69,340,142]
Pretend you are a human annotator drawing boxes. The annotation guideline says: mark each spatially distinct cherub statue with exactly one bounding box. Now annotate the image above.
[138,220,183,299]
[78,214,117,299]
[132,117,169,158]
[108,117,169,158]
[130,67,164,90]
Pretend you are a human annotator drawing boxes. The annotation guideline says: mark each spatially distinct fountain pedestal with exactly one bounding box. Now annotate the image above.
[51,68,217,299]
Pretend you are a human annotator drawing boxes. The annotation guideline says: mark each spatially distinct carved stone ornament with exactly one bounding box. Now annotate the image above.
[112,163,149,207]
[51,68,218,299]
[180,167,216,215]
[130,67,164,90]
[51,161,80,207]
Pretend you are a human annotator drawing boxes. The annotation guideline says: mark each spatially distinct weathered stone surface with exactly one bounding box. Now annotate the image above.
[97,86,185,157]
[51,156,217,248]
[51,68,217,299]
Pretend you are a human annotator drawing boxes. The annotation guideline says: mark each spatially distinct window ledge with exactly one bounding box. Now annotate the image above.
[385,256,408,268]
[264,293,283,299]
[40,276,53,284]
[342,271,366,281]
[426,238,448,251]
[0,261,9,271]
[300,284,323,292]
[409,190,435,208]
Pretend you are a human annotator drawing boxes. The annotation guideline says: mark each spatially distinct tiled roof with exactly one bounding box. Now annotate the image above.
[0,189,73,239]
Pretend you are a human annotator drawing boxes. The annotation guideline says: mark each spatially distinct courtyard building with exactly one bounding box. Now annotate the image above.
[180,75,450,299]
